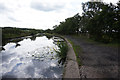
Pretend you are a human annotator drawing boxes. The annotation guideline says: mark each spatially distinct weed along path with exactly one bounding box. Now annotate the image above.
[63,37,80,78]
[65,35,118,78]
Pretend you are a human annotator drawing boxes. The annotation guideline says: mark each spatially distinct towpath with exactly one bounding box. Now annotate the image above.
[65,35,118,78]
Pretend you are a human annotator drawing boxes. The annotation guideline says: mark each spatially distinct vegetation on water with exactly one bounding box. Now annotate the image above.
[52,1,120,44]
[68,39,82,66]
[55,42,68,65]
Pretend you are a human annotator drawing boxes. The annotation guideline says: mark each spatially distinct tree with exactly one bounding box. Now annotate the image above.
[53,1,119,43]
[53,13,81,34]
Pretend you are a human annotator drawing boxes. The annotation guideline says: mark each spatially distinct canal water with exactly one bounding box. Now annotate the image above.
[0,35,65,78]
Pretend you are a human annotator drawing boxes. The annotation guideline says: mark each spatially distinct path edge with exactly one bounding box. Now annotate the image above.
[62,37,80,78]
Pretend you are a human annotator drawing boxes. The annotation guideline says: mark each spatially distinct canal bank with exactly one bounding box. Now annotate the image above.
[1,33,80,78]
[63,37,80,78]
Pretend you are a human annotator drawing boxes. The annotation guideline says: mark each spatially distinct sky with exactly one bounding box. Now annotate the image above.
[0,0,119,30]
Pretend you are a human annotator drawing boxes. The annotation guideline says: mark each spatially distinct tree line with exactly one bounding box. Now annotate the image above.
[53,1,120,43]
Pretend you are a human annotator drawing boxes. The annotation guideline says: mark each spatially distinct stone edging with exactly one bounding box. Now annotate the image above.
[63,37,80,78]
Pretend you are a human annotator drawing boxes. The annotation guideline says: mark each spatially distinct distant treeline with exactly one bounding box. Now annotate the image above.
[2,27,43,40]
[53,1,120,43]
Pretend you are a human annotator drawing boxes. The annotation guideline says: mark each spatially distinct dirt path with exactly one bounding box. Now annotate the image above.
[65,35,119,78]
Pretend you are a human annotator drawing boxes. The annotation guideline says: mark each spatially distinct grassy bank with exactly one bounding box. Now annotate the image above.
[2,27,43,40]
[67,39,82,66]
[2,27,43,46]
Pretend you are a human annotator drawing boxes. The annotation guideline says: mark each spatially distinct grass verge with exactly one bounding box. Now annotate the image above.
[67,39,82,66]
[73,34,119,47]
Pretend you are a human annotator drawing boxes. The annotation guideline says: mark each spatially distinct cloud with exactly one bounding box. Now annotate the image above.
[0,3,7,13]
[0,2,13,14]
[8,16,20,22]
[31,1,65,12]
[0,0,118,29]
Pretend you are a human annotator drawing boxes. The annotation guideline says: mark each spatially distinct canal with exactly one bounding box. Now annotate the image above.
[0,35,65,78]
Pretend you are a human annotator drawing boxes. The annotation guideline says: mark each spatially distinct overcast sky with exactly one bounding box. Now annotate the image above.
[0,0,118,30]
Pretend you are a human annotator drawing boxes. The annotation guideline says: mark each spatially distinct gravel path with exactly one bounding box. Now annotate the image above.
[65,35,119,78]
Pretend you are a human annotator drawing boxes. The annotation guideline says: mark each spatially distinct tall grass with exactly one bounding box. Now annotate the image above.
[55,42,68,65]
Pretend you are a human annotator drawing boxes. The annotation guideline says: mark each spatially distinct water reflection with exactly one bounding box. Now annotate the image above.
[2,47,5,51]
[0,35,64,78]
[15,43,20,48]
[30,36,36,41]
[46,35,53,40]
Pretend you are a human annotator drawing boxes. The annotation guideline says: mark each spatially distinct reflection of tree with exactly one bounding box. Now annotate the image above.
[46,35,53,40]
[11,38,23,43]
[0,47,5,51]
[2,74,17,78]
[53,42,58,45]
[2,40,8,46]
[15,43,20,48]
[30,36,36,41]
[2,38,23,46]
